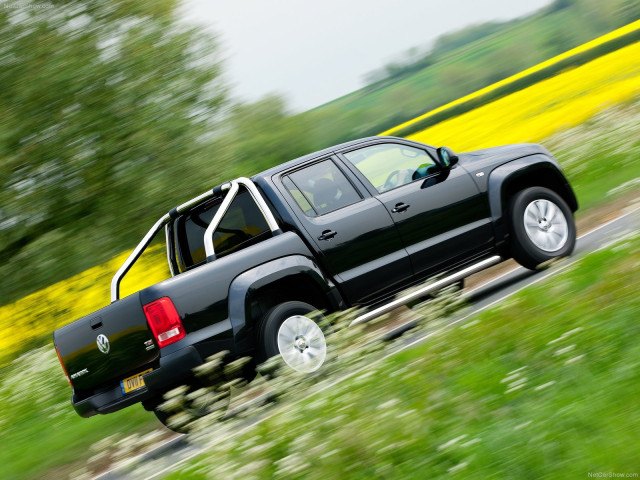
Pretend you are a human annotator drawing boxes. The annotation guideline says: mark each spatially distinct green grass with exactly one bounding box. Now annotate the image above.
[1,100,637,480]
[0,348,161,479]
[546,98,640,212]
[1,99,638,480]
[164,233,640,479]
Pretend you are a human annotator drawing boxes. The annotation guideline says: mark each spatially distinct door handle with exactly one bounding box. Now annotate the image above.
[318,230,337,241]
[392,202,410,213]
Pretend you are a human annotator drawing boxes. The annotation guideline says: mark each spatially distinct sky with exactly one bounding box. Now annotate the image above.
[182,0,553,112]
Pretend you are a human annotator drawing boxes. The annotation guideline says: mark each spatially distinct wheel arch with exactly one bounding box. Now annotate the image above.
[488,155,578,249]
[227,255,344,355]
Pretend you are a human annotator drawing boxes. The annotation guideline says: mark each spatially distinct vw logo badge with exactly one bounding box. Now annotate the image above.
[96,334,110,354]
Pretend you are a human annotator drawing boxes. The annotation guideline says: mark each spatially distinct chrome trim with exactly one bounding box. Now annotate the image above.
[111,187,225,302]
[176,190,217,213]
[236,177,280,233]
[204,181,239,259]
[349,255,503,326]
[111,213,170,302]
[204,178,281,259]
[165,225,176,277]
[110,178,282,301]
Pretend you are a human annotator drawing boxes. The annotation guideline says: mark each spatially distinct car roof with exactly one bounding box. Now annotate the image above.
[251,135,409,181]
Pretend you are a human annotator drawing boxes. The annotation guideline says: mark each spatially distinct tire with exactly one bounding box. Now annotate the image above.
[152,385,232,433]
[149,367,238,432]
[153,406,190,434]
[257,301,327,373]
[508,186,576,270]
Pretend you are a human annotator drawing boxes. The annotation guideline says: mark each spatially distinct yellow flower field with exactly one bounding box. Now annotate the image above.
[406,40,640,151]
[383,18,640,137]
[0,247,169,366]
[2,27,640,367]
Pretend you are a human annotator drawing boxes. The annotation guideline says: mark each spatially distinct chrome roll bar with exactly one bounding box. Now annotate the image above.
[204,177,281,260]
[110,214,172,303]
[203,181,238,261]
[110,178,280,303]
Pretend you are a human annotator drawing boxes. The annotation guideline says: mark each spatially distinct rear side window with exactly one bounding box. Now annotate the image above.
[177,187,270,270]
[284,160,361,216]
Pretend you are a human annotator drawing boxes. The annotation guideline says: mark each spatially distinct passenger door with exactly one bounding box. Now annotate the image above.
[277,157,413,304]
[341,142,493,279]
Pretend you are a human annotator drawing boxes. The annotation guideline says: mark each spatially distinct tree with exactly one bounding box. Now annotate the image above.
[432,21,506,56]
[0,1,226,301]
[363,47,433,88]
[221,95,313,177]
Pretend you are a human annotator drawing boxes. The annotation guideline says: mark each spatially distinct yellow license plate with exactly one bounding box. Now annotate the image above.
[120,368,152,394]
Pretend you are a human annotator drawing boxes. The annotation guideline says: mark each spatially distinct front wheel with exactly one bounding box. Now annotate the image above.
[257,301,327,373]
[508,187,576,270]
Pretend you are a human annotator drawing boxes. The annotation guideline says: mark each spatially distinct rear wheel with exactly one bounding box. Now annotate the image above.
[508,187,576,270]
[151,385,231,433]
[153,406,189,434]
[257,301,327,373]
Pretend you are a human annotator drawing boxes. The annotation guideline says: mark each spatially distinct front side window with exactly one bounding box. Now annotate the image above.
[343,143,438,193]
[284,160,361,216]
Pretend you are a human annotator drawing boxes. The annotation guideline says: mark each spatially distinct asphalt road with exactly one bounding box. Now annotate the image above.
[97,206,639,480]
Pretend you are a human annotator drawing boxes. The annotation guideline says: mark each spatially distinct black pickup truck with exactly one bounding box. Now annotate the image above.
[53,136,578,429]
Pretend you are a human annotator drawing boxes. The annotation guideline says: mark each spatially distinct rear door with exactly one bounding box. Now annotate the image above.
[277,157,412,304]
[340,141,493,279]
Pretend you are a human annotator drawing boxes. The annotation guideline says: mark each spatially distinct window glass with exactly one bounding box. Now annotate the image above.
[181,200,218,268]
[343,143,437,193]
[212,188,270,257]
[286,160,361,216]
[283,176,315,216]
[180,187,270,268]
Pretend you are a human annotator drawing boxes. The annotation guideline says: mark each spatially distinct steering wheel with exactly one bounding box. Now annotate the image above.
[382,170,401,192]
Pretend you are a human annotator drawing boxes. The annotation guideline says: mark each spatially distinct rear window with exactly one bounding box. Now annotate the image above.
[176,187,271,271]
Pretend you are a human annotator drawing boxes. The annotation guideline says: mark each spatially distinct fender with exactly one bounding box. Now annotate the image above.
[487,154,578,247]
[227,255,344,344]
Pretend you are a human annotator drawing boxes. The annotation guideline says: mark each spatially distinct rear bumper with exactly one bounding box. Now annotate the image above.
[144,345,203,391]
[72,346,204,417]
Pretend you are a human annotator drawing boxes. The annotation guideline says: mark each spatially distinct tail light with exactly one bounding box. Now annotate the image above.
[55,344,72,386]
[143,297,186,348]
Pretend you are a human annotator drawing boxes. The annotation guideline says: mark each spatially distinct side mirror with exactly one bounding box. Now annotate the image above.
[436,146,458,168]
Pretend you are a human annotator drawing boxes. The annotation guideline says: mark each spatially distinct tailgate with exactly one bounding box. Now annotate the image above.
[54,293,160,391]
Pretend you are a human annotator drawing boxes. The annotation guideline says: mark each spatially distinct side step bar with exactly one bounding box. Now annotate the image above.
[350,255,503,326]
